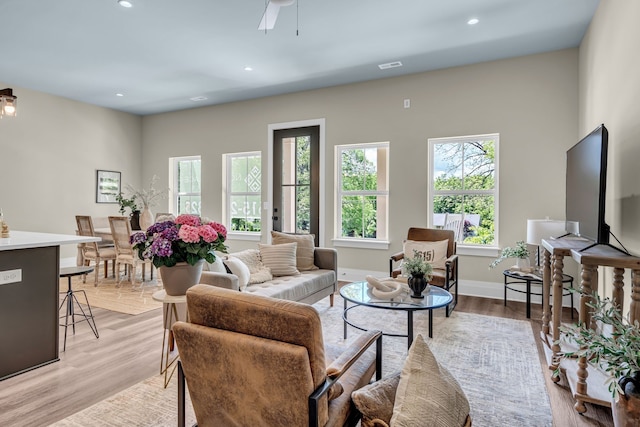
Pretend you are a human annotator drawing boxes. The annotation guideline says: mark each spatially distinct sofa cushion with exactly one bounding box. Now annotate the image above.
[402,239,448,270]
[271,231,318,271]
[390,334,470,427]
[259,242,300,276]
[228,249,273,284]
[204,255,226,273]
[223,257,250,291]
[244,269,334,301]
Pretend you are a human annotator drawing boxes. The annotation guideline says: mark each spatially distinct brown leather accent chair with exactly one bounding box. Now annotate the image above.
[173,284,382,427]
[389,227,459,316]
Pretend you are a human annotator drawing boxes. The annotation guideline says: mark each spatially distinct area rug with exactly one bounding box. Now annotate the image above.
[54,295,552,426]
[60,268,163,315]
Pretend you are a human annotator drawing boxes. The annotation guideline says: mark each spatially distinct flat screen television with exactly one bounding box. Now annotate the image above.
[565,124,609,244]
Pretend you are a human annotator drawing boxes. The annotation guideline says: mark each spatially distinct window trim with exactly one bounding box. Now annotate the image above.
[170,155,201,215]
[427,133,499,249]
[334,141,389,246]
[223,151,262,236]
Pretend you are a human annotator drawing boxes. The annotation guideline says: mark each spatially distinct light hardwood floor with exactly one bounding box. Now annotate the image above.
[0,295,614,426]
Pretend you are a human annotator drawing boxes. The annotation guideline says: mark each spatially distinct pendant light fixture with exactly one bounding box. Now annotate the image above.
[0,88,17,118]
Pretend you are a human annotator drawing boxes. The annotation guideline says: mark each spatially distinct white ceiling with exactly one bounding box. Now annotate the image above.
[0,0,599,116]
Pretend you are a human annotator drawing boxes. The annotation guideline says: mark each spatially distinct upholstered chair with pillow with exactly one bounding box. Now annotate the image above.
[389,228,459,316]
[173,284,382,427]
[351,334,471,427]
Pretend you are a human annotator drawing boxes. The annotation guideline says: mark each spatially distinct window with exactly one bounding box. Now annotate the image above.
[224,152,262,234]
[172,156,201,215]
[428,134,498,247]
[335,142,389,244]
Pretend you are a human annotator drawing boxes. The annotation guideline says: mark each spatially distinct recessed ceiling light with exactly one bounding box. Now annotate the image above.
[118,0,133,8]
[467,18,479,25]
[378,61,403,70]
[116,93,124,97]
[244,66,253,72]
[190,96,208,102]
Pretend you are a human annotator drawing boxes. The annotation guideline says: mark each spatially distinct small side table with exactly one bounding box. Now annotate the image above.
[152,290,188,388]
[59,266,100,351]
[503,269,574,319]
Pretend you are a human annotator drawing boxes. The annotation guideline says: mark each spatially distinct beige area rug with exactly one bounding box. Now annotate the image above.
[60,267,163,315]
[54,295,552,426]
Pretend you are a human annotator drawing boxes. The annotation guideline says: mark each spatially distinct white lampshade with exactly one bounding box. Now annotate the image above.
[526,219,566,246]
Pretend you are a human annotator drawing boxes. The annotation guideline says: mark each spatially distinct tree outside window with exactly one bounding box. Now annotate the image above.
[336,143,389,240]
[429,135,498,245]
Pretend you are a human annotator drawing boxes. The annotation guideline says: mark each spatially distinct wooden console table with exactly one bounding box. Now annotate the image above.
[540,237,640,413]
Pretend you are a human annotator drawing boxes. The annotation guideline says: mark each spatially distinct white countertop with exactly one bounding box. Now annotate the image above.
[0,231,100,251]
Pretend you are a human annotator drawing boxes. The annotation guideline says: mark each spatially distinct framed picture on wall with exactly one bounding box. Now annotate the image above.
[96,170,121,203]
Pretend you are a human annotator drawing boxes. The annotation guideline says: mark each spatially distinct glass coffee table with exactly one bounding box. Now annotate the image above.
[340,281,453,349]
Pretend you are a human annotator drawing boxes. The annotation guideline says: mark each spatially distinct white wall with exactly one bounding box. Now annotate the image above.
[578,0,640,299]
[142,49,579,285]
[0,83,143,260]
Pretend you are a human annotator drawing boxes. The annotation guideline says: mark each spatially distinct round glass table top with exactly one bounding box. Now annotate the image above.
[340,280,452,311]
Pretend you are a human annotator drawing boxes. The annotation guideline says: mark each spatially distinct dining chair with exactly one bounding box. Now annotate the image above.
[108,216,153,286]
[75,215,117,286]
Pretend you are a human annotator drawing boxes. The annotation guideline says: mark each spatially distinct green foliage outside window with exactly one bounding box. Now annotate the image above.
[433,140,496,245]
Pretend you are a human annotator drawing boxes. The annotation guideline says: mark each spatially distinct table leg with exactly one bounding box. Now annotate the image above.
[408,310,415,349]
[542,249,551,336]
[526,279,531,319]
[343,297,348,340]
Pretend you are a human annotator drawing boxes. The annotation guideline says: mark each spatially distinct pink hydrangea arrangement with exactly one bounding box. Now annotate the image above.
[131,214,228,268]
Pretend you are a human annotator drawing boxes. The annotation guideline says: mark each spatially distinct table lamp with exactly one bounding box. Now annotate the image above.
[526,219,566,269]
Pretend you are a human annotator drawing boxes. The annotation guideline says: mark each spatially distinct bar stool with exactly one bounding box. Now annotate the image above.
[59,266,100,351]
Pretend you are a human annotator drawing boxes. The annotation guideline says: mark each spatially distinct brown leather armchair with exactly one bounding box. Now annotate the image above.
[173,284,382,427]
[389,228,459,316]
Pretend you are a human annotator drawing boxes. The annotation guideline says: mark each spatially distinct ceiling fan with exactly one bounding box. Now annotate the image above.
[258,0,296,30]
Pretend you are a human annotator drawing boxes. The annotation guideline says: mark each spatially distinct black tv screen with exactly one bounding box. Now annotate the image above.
[565,124,609,244]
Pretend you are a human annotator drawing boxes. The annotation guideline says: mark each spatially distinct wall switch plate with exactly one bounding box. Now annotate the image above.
[403,99,410,108]
[0,269,22,286]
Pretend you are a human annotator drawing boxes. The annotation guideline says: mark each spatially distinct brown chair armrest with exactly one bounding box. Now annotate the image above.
[326,330,382,379]
[390,252,404,262]
[445,253,459,266]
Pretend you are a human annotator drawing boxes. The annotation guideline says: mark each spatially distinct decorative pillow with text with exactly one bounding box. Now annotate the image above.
[402,239,448,270]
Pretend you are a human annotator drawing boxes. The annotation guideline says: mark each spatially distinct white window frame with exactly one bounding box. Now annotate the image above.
[223,151,262,241]
[428,134,499,256]
[170,155,201,215]
[333,142,390,250]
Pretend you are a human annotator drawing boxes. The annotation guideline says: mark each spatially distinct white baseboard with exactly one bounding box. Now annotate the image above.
[338,267,576,308]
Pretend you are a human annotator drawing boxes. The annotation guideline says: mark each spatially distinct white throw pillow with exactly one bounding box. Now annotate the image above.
[402,239,448,270]
[204,255,226,273]
[258,242,300,277]
[223,257,250,291]
[228,249,273,284]
[390,334,470,426]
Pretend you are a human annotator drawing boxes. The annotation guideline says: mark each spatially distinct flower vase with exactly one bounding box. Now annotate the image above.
[139,207,154,231]
[407,274,428,299]
[516,257,530,270]
[159,260,205,296]
[130,211,141,230]
[613,374,640,427]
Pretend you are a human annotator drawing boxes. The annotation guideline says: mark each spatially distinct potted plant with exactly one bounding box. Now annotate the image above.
[116,192,141,230]
[401,249,433,299]
[556,293,640,426]
[489,240,530,270]
[131,214,228,295]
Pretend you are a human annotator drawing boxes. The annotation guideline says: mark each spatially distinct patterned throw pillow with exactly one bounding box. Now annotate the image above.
[402,239,448,270]
[390,334,470,426]
[258,242,300,277]
[228,249,273,285]
[271,231,318,271]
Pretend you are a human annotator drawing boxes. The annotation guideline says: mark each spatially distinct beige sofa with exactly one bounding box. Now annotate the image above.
[200,247,338,306]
